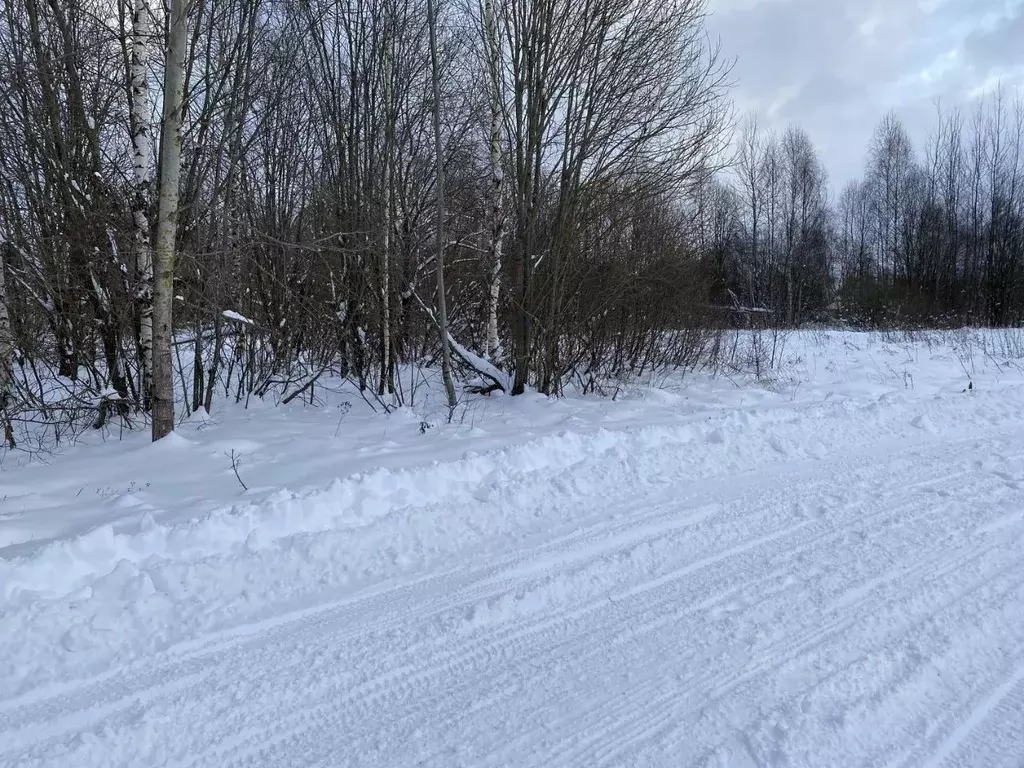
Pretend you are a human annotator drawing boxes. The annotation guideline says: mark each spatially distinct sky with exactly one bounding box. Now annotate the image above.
[707,0,1024,189]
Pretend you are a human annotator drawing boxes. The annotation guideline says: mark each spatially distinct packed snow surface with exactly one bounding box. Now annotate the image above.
[2,330,1024,767]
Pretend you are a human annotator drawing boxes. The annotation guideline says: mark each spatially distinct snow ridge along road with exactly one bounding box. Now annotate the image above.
[4,336,1024,766]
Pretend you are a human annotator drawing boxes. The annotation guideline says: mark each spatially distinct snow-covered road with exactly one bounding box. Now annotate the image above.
[3,332,1024,767]
[5,422,1024,765]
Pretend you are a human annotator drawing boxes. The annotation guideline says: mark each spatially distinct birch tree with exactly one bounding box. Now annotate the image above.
[482,0,505,363]
[130,0,154,408]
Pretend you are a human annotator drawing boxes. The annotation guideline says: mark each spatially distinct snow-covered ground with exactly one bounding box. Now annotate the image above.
[3,329,1024,767]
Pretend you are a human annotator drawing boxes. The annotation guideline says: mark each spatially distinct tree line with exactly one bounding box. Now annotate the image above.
[0,0,731,446]
[712,92,1024,328]
[0,0,1021,449]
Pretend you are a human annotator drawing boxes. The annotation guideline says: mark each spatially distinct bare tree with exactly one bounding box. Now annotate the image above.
[735,115,765,307]
[427,0,458,411]
[0,243,12,448]
[481,0,505,364]
[493,0,731,393]
[152,0,190,440]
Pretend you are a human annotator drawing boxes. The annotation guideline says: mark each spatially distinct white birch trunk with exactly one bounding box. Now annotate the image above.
[131,0,154,408]
[483,0,504,363]
[152,0,188,440]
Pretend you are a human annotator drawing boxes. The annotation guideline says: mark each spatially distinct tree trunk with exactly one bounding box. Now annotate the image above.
[130,0,154,409]
[204,314,222,413]
[426,0,457,413]
[0,245,13,448]
[379,136,394,396]
[88,261,130,405]
[152,0,188,441]
[511,221,533,395]
[483,0,504,364]
[192,318,204,413]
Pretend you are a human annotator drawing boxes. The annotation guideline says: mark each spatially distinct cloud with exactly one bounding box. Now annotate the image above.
[963,4,1024,71]
[707,0,1024,185]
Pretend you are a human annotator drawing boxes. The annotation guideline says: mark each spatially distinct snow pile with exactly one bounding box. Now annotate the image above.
[3,385,1008,608]
[1,427,643,605]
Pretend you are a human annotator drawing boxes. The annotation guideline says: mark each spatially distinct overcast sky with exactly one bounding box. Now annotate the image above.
[707,0,1024,188]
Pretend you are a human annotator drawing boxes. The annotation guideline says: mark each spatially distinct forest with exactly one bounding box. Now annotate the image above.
[1,0,1023,446]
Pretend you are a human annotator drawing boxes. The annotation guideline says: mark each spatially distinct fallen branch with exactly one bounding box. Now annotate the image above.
[281,364,332,405]
[408,289,510,393]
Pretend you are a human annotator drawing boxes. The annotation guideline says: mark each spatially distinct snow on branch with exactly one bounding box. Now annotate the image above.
[222,310,255,325]
[409,289,510,393]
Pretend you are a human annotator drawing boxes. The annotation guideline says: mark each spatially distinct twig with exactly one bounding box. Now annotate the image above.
[225,449,248,491]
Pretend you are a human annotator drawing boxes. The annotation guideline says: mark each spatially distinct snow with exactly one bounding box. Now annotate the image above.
[221,309,254,325]
[446,330,512,391]
[2,329,1024,767]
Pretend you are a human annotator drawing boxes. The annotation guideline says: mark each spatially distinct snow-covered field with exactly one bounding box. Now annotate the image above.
[3,329,1024,767]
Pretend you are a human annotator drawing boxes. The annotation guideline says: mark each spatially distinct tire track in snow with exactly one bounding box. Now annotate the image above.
[478,467,1020,766]
[5,429,1024,767]
[0,433,873,737]
[922,667,1024,768]
[0,487,983,765]
[481,458,1024,767]
[0,474,846,763]
[663,546,1024,768]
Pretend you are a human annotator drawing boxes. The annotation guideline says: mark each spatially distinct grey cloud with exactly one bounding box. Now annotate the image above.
[963,5,1024,70]
[707,0,1024,185]
[778,72,865,117]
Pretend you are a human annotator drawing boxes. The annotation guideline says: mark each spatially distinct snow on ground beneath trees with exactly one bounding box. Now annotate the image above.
[3,329,1024,767]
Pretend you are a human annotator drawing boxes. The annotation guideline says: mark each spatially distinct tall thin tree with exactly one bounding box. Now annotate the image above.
[482,0,504,363]
[0,244,12,448]
[152,0,189,440]
[426,0,458,412]
[130,0,154,408]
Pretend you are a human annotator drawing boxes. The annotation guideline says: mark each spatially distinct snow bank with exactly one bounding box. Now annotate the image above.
[2,373,1021,698]
[0,427,666,607]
